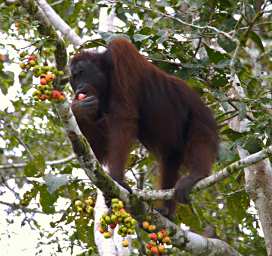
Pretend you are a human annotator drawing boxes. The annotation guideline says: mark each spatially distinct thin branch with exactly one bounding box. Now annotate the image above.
[193,37,202,58]
[132,2,238,43]
[1,177,20,198]
[0,200,64,214]
[3,119,34,160]
[134,145,272,200]
[0,154,75,170]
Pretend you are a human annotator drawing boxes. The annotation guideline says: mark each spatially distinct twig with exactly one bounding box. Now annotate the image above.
[3,119,34,160]
[131,2,238,42]
[193,37,202,58]
[0,154,75,170]
[0,199,64,214]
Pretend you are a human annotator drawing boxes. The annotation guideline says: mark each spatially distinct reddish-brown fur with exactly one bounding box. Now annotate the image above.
[70,38,218,214]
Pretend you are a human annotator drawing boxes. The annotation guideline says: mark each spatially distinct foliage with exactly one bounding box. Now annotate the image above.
[0,0,271,255]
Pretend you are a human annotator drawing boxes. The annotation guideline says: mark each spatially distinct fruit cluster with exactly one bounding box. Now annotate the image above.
[99,198,137,247]
[74,196,95,217]
[20,188,36,207]
[142,221,172,255]
[19,51,65,102]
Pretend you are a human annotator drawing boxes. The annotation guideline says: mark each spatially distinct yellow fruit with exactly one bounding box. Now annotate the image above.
[105,216,111,224]
[103,231,112,239]
[111,214,117,223]
[86,206,93,214]
[75,206,83,212]
[57,70,64,75]
[131,219,137,226]
[118,201,124,209]
[148,225,156,232]
[142,221,150,230]
[19,63,26,69]
[162,236,171,245]
[29,60,36,66]
[32,90,41,96]
[99,227,105,233]
[74,200,83,207]
[58,95,65,101]
[158,245,165,254]
[124,217,132,223]
[45,73,55,82]
[122,239,129,247]
[127,228,134,235]
[112,198,119,204]
[85,197,94,206]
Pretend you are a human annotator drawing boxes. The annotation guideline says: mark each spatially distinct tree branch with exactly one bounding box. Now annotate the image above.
[37,0,82,47]
[134,145,272,200]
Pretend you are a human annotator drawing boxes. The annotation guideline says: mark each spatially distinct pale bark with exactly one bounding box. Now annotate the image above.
[94,190,117,256]
[238,147,272,256]
[229,77,272,256]
[37,0,82,47]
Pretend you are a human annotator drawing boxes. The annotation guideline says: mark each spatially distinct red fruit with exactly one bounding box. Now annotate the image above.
[150,246,159,255]
[77,93,87,100]
[40,78,47,85]
[120,208,126,214]
[39,95,48,101]
[160,229,167,236]
[109,223,117,229]
[51,90,62,99]
[149,233,158,241]
[28,55,37,62]
[146,243,152,250]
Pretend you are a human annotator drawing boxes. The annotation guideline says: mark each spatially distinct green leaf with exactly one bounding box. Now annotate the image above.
[24,154,45,177]
[226,190,249,222]
[0,70,14,95]
[205,45,229,64]
[175,204,201,231]
[24,162,37,177]
[218,35,236,52]
[249,31,264,52]
[221,127,243,141]
[39,185,57,214]
[243,135,262,154]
